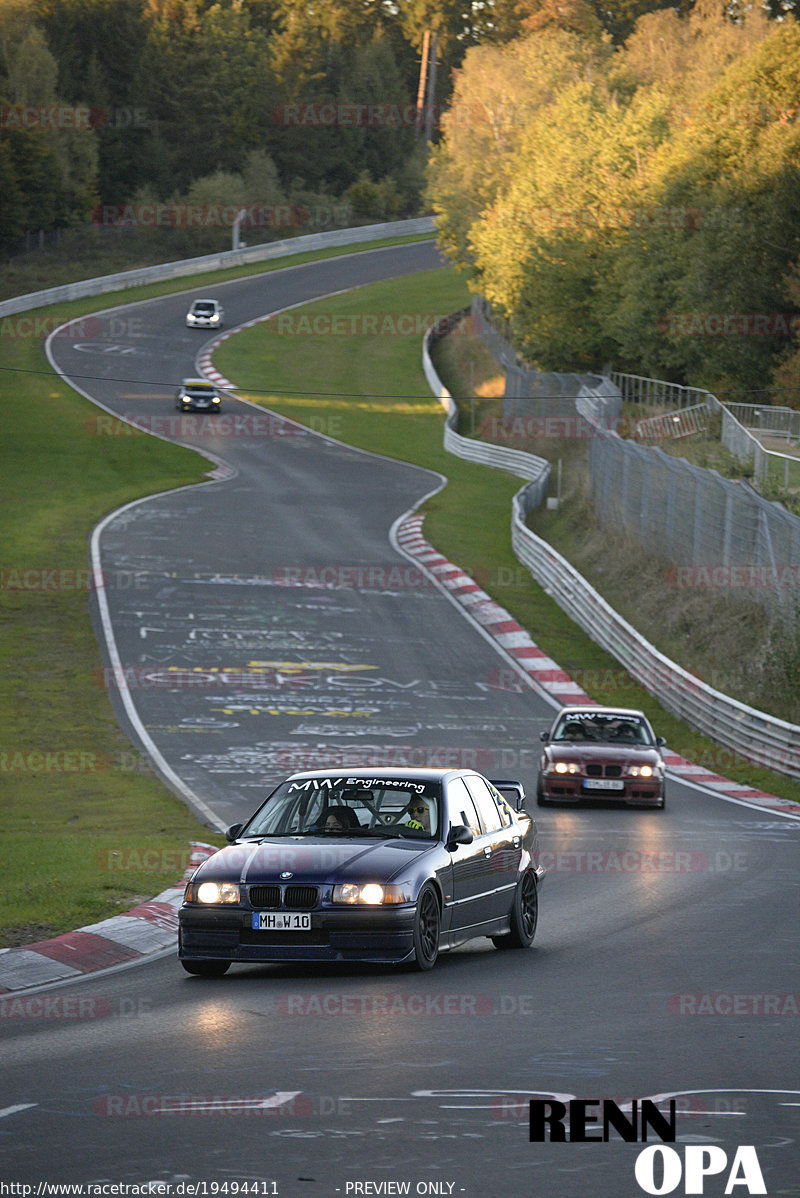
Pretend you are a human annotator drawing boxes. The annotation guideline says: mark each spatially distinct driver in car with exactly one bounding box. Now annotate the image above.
[404,799,431,833]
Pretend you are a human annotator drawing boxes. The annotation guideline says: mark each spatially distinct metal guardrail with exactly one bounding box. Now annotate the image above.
[0,217,436,318]
[722,403,800,489]
[727,403,800,442]
[636,403,711,443]
[423,321,800,780]
[612,370,800,487]
[423,317,551,505]
[611,371,712,410]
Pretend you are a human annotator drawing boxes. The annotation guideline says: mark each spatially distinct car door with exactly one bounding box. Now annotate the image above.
[443,777,495,935]
[463,774,523,920]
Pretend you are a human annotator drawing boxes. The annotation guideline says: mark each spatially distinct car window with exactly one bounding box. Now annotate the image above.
[242,778,441,838]
[554,712,652,744]
[488,783,514,827]
[447,778,482,837]
[463,775,503,834]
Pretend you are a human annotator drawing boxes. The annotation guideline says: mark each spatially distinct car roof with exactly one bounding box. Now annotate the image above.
[180,377,215,388]
[283,766,488,784]
[556,706,648,719]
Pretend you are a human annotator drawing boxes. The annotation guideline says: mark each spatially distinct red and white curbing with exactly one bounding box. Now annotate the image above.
[395,514,800,819]
[0,843,218,994]
[198,338,234,390]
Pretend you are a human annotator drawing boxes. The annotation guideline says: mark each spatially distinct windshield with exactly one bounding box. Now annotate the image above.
[241,777,442,840]
[553,712,654,745]
[192,302,215,313]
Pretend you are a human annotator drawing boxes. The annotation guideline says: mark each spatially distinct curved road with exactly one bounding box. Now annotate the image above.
[2,243,799,1197]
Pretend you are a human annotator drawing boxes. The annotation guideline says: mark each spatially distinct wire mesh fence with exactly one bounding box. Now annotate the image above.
[472,302,800,616]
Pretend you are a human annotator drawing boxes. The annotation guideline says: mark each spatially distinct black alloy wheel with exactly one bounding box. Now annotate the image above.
[493,872,538,950]
[412,884,441,971]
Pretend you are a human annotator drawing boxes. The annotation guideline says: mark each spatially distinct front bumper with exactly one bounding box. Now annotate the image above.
[179,903,418,965]
[542,777,664,804]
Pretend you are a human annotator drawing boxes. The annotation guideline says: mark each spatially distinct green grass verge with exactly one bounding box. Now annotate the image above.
[0,233,433,946]
[214,269,800,807]
[0,334,221,945]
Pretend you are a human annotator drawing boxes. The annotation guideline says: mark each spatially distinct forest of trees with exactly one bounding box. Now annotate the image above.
[0,0,561,256]
[427,1,800,400]
[2,0,800,399]
[0,0,722,253]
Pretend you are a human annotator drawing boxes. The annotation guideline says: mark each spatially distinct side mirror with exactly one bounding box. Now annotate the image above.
[225,823,243,843]
[540,730,549,742]
[447,824,473,850]
[656,737,666,747]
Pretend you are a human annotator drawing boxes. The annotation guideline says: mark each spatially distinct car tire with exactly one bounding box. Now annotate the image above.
[493,872,538,950]
[536,777,552,807]
[412,884,440,971]
[181,959,230,978]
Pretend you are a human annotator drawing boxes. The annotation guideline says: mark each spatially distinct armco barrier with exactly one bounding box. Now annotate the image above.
[424,316,551,505]
[0,217,435,318]
[423,319,800,781]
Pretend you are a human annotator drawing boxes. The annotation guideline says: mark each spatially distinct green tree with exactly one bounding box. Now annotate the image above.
[0,132,26,252]
[612,19,800,392]
[427,30,610,266]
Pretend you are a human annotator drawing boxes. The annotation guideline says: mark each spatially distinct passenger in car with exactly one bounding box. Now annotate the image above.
[324,806,360,831]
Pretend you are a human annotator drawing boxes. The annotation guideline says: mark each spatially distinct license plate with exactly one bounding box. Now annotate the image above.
[583,778,625,791]
[252,912,311,931]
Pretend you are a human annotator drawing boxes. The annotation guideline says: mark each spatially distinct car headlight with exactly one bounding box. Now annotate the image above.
[188,881,241,904]
[551,761,580,775]
[331,883,408,905]
[628,764,659,778]
[209,314,219,322]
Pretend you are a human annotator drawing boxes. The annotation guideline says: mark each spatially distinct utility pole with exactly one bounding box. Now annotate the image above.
[415,29,430,140]
[424,31,438,145]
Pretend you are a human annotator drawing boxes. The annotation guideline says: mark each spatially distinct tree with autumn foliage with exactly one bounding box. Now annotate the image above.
[427,1,800,399]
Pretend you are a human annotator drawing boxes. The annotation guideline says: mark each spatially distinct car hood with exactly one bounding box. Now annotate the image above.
[192,837,433,886]
[544,744,663,763]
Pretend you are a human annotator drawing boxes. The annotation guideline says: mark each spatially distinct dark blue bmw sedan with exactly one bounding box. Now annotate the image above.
[179,767,544,975]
